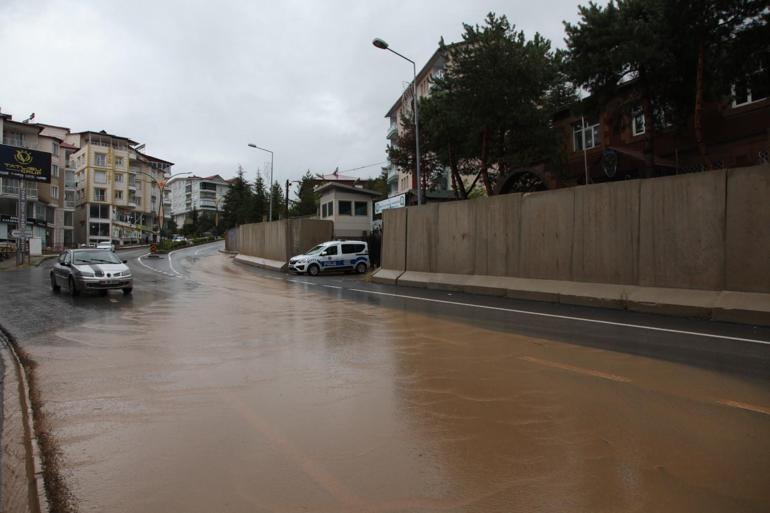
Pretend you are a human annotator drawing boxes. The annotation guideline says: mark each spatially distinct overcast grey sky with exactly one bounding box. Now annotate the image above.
[0,0,586,185]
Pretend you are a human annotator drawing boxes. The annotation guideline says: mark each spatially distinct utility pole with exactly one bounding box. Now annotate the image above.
[285,179,289,220]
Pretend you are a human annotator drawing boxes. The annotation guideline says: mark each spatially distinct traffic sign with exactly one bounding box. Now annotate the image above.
[10,229,31,238]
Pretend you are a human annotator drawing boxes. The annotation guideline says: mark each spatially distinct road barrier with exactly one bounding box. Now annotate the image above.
[374,164,770,324]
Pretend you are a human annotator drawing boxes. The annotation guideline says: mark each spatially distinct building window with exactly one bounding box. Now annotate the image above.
[94,152,107,167]
[52,164,60,178]
[115,173,123,183]
[51,186,59,199]
[90,204,110,219]
[95,170,107,183]
[631,105,645,136]
[89,222,110,237]
[338,200,352,215]
[2,132,23,147]
[573,121,600,151]
[732,59,768,107]
[52,141,60,156]
[94,188,106,202]
[354,201,368,216]
[64,212,73,226]
[321,201,334,218]
[115,156,124,168]
[115,190,123,200]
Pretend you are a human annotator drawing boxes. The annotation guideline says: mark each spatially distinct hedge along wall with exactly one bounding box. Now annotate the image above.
[381,164,770,293]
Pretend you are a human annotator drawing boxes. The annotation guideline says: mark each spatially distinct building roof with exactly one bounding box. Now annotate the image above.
[60,141,79,150]
[73,130,139,146]
[315,182,381,197]
[136,150,174,166]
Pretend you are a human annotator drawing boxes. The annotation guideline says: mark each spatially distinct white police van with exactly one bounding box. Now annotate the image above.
[288,240,369,276]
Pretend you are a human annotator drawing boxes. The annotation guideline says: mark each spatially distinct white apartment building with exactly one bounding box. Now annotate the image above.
[169,174,230,228]
[384,47,450,200]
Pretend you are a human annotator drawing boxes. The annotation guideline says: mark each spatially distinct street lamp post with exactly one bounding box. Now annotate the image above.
[248,143,274,221]
[136,170,190,240]
[373,37,422,206]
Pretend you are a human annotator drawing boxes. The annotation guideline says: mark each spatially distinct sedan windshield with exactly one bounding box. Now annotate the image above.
[73,250,122,265]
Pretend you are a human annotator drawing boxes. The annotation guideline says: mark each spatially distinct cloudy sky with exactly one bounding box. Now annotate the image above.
[1,0,586,185]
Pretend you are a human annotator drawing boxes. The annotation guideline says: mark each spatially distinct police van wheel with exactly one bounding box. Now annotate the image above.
[307,264,320,277]
[355,262,367,274]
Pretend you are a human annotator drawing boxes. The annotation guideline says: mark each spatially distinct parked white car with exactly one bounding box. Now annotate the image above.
[289,240,369,276]
[96,241,115,251]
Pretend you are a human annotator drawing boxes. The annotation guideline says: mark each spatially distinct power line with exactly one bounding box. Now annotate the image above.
[338,161,388,174]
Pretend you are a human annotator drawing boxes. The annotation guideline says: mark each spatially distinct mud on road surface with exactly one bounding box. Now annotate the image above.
[16,252,770,513]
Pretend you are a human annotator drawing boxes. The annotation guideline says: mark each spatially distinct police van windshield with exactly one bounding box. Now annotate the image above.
[305,245,326,255]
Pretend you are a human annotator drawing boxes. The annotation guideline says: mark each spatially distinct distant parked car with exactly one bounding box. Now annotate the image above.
[96,241,115,251]
[172,235,187,243]
[50,248,133,296]
[289,240,369,276]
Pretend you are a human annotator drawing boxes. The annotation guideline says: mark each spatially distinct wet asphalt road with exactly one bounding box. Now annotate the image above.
[1,242,769,512]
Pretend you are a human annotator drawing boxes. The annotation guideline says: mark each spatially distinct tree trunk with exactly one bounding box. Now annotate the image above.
[448,142,468,199]
[642,95,656,178]
[479,128,493,196]
[694,41,708,167]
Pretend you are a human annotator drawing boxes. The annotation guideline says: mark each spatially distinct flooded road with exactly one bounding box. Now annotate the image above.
[21,251,770,512]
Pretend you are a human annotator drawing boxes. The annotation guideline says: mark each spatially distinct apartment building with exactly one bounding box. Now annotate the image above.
[384,47,450,201]
[67,130,173,245]
[169,174,229,228]
[0,113,56,245]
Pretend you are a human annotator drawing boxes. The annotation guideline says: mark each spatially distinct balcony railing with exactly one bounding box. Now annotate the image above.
[1,184,38,199]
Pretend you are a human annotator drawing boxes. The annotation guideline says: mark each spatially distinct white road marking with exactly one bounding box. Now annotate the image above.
[345,288,770,346]
[519,356,632,383]
[322,285,342,290]
[137,253,178,278]
[167,249,184,277]
[716,399,770,416]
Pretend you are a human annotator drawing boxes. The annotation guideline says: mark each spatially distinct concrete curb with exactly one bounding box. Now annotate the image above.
[218,249,238,255]
[233,254,287,272]
[0,326,48,513]
[381,269,770,326]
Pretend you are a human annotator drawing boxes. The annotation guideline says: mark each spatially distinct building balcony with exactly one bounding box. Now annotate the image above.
[387,125,398,140]
[1,184,38,200]
[64,200,75,208]
[386,170,398,184]
[199,199,219,208]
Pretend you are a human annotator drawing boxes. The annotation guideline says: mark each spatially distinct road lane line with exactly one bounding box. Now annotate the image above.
[715,399,770,416]
[346,288,770,346]
[167,249,184,277]
[519,356,632,383]
[322,285,342,289]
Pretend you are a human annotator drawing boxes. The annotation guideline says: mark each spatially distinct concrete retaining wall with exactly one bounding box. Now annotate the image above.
[373,164,770,322]
[233,218,333,267]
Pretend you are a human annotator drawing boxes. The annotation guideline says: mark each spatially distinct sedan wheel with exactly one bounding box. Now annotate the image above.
[69,277,80,297]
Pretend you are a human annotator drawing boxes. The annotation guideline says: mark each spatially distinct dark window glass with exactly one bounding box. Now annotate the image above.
[341,244,356,254]
[90,223,100,236]
[354,201,368,216]
[324,245,338,256]
[338,201,352,215]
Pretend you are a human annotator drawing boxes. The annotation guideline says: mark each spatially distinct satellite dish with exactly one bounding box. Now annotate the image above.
[602,149,618,178]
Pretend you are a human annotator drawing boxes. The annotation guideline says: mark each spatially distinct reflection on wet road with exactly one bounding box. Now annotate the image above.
[14,247,770,512]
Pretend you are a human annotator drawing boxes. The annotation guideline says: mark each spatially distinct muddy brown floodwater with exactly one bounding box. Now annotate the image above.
[23,255,770,512]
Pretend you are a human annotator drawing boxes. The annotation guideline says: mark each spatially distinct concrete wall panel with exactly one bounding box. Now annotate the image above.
[639,170,725,290]
[290,219,334,257]
[406,204,439,272]
[484,193,522,277]
[572,180,640,284]
[519,188,575,280]
[436,201,475,275]
[381,208,407,271]
[725,164,770,293]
